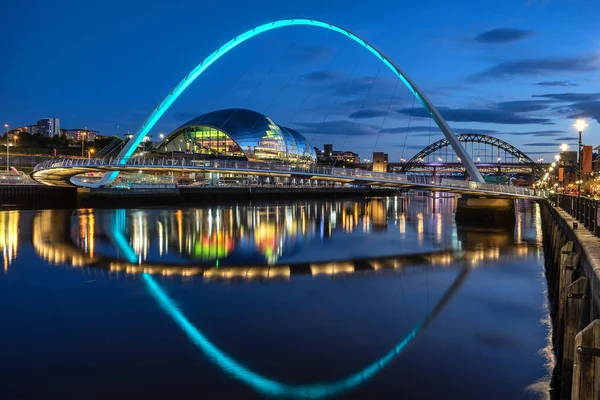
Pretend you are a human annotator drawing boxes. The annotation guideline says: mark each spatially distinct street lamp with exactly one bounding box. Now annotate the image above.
[561,143,569,152]
[4,124,8,172]
[81,131,86,158]
[159,133,165,140]
[574,119,588,196]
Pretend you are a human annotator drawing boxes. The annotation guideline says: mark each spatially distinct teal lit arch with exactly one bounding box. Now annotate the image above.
[143,267,469,399]
[99,19,485,185]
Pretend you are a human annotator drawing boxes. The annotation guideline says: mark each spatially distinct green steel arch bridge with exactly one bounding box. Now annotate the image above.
[395,134,546,179]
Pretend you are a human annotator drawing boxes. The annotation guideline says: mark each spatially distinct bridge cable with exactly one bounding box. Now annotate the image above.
[215,42,299,137]
[333,62,384,167]
[371,76,401,155]
[399,96,416,162]
[247,41,317,139]
[285,41,338,135]
[306,52,366,149]
[177,44,270,156]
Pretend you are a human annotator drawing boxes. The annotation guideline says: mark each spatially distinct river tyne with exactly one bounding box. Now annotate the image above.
[0,195,550,399]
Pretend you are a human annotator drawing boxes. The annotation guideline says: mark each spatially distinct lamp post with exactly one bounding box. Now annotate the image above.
[574,119,588,196]
[81,131,86,158]
[4,124,8,172]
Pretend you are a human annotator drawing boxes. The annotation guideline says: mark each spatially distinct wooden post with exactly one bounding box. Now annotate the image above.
[561,277,590,399]
[556,249,579,365]
[572,320,600,400]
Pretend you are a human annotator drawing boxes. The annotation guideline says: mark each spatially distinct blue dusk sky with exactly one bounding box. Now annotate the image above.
[2,0,600,161]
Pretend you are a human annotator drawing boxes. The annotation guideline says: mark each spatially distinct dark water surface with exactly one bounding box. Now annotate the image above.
[0,196,550,399]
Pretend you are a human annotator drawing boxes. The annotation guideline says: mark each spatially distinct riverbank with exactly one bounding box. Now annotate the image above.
[0,185,401,209]
[540,198,600,399]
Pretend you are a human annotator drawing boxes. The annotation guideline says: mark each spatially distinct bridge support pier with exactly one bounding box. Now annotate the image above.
[455,197,515,228]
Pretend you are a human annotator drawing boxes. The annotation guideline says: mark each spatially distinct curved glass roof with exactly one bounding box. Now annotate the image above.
[160,109,317,164]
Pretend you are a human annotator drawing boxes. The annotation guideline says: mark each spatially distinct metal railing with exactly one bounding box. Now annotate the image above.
[33,157,545,197]
[557,194,600,236]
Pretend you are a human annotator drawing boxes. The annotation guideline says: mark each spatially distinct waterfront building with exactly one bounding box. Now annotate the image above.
[372,152,389,172]
[315,144,360,164]
[10,125,38,135]
[37,118,60,137]
[158,109,316,164]
[63,129,99,142]
[561,151,578,167]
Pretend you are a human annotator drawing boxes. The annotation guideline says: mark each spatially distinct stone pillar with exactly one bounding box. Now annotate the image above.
[455,196,515,228]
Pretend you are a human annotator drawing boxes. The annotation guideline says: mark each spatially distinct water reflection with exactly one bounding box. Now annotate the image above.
[26,197,542,281]
[0,210,19,273]
[0,196,548,399]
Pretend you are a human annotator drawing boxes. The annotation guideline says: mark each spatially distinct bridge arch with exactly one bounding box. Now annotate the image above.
[401,134,537,172]
[98,19,485,186]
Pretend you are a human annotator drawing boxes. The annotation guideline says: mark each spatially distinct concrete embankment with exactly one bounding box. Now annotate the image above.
[77,187,399,207]
[540,200,600,399]
[0,185,77,209]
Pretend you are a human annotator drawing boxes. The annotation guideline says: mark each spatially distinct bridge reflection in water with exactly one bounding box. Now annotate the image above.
[30,197,541,280]
[23,196,544,398]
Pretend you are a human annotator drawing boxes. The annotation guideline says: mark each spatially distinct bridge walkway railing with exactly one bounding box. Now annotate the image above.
[34,157,546,198]
[557,194,600,236]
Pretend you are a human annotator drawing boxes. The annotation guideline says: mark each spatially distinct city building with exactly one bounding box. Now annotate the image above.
[372,152,388,172]
[37,118,60,137]
[331,151,360,164]
[158,109,317,164]
[561,151,578,167]
[315,144,360,164]
[62,128,99,142]
[9,125,38,135]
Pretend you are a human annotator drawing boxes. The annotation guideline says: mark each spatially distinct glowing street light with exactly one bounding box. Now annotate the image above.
[159,133,165,140]
[561,143,569,152]
[4,124,8,172]
[573,119,587,195]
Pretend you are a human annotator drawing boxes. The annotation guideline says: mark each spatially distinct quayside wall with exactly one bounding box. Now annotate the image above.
[540,198,600,400]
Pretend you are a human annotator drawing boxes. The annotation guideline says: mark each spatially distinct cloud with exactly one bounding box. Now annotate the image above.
[565,100,600,123]
[396,106,552,124]
[292,120,378,136]
[496,100,554,113]
[535,80,579,87]
[348,110,389,119]
[287,45,334,62]
[172,112,200,122]
[497,130,565,137]
[454,128,499,134]
[468,54,600,82]
[380,126,439,134]
[523,142,563,147]
[304,70,343,83]
[532,93,600,102]
[475,28,535,44]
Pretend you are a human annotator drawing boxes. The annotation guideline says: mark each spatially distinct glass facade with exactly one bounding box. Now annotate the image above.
[160,109,317,164]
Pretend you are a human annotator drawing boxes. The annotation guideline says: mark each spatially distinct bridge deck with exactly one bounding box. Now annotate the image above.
[31,158,545,199]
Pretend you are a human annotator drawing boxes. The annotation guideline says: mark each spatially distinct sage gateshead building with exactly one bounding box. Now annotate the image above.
[158,109,317,164]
